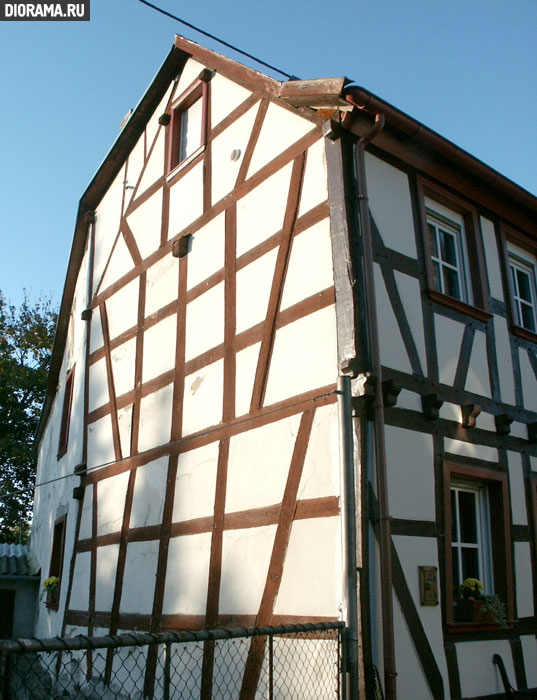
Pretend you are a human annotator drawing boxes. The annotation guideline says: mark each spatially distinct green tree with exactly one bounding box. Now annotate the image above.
[0,291,57,543]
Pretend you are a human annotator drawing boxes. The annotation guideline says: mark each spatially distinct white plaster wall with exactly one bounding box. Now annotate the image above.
[511,421,528,439]
[439,401,461,422]
[88,358,109,412]
[297,403,340,501]
[226,414,301,512]
[236,163,292,256]
[106,278,139,340]
[397,389,423,412]
[117,404,133,458]
[457,639,513,698]
[120,540,160,614]
[508,451,528,525]
[182,360,223,436]
[210,73,252,129]
[185,282,224,360]
[127,189,163,260]
[211,104,258,205]
[174,58,206,97]
[137,129,164,194]
[168,162,204,238]
[494,315,516,406]
[95,544,119,611]
[264,305,337,406]
[280,219,333,311]
[394,271,426,372]
[145,254,179,317]
[142,314,177,382]
[173,442,219,522]
[235,342,260,417]
[274,517,341,616]
[435,315,465,387]
[520,349,537,412]
[186,213,225,291]
[392,535,449,693]
[443,438,498,463]
[465,329,491,397]
[515,541,534,618]
[89,306,104,352]
[385,426,435,520]
[480,217,503,301]
[137,382,173,453]
[87,415,116,470]
[97,471,129,536]
[93,167,125,294]
[393,594,436,700]
[130,457,168,529]
[144,81,175,165]
[235,248,277,334]
[69,551,91,611]
[298,138,327,217]
[162,532,212,615]
[521,636,537,689]
[99,235,134,293]
[247,103,314,177]
[111,338,136,398]
[364,152,417,258]
[219,525,276,614]
[78,487,93,540]
[374,264,412,374]
[476,411,496,432]
[124,132,145,207]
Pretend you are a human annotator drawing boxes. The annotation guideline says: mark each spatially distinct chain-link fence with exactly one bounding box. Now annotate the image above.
[0,622,345,699]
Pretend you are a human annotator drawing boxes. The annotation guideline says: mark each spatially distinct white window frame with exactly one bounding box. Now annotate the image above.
[508,244,537,333]
[425,198,472,305]
[450,480,494,595]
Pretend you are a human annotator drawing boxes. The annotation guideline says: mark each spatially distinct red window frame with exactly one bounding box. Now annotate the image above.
[57,366,75,458]
[167,78,209,175]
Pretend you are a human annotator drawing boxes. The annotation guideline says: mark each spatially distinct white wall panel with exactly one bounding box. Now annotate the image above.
[97,471,129,536]
[515,542,534,618]
[298,403,339,501]
[95,544,119,612]
[508,451,528,525]
[443,438,498,463]
[236,163,292,256]
[185,282,225,361]
[127,189,163,260]
[168,163,204,238]
[106,278,139,340]
[99,235,134,293]
[173,443,219,522]
[174,59,206,97]
[111,338,136,398]
[520,349,537,411]
[142,314,177,382]
[264,305,337,406]
[120,540,160,614]
[69,551,91,611]
[521,636,537,689]
[137,129,164,194]
[137,383,173,453]
[130,457,168,529]
[93,167,125,294]
[89,306,104,353]
[365,152,417,258]
[210,73,252,128]
[182,360,223,436]
[274,517,341,616]
[394,271,426,372]
[124,133,145,210]
[374,264,412,374]
[219,525,276,614]
[385,426,435,520]
[87,415,116,469]
[435,315,465,387]
[235,342,260,418]
[187,213,225,291]
[226,415,300,513]
[145,82,175,163]
[145,253,179,317]
[280,219,333,311]
[494,316,516,406]
[247,103,313,177]
[236,249,277,334]
[163,532,212,615]
[298,138,327,217]
[480,217,503,301]
[78,487,93,540]
[117,404,133,459]
[465,329,491,398]
[88,358,109,412]
[457,639,513,698]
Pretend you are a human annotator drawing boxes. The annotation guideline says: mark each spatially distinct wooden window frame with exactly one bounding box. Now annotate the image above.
[444,461,514,632]
[57,366,75,459]
[416,178,491,322]
[46,515,67,611]
[499,223,537,344]
[166,76,209,177]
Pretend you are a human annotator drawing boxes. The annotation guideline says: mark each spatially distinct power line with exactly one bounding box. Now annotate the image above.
[136,0,299,81]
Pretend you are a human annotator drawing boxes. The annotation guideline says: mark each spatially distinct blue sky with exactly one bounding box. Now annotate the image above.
[1,0,536,309]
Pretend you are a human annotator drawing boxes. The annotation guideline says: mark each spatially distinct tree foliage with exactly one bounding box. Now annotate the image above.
[0,291,57,543]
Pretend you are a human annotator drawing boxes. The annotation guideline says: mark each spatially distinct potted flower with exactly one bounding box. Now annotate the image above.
[41,576,60,607]
[455,578,508,628]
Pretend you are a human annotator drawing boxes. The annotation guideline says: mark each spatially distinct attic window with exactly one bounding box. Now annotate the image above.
[57,366,75,459]
[168,79,208,173]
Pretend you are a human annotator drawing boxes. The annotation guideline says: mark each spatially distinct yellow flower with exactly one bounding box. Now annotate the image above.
[42,576,60,590]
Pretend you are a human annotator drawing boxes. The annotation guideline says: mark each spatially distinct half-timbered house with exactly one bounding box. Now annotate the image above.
[30,34,537,699]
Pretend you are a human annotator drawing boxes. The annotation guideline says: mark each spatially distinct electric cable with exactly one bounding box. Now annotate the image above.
[136,0,299,81]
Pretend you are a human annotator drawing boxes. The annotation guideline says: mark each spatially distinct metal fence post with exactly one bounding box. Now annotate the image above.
[340,627,347,700]
[163,642,171,700]
[268,633,274,700]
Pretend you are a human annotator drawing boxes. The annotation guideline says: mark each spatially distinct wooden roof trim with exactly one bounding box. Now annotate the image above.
[279,77,351,108]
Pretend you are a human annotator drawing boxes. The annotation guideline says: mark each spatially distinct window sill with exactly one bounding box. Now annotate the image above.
[166,145,205,183]
[446,620,514,635]
[511,325,537,344]
[428,290,492,323]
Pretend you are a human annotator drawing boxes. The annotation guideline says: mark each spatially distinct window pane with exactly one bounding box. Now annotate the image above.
[443,267,461,300]
[179,97,203,162]
[452,547,460,589]
[440,229,457,266]
[432,261,441,292]
[458,490,477,543]
[521,303,536,332]
[516,268,532,302]
[428,223,438,258]
[461,547,479,581]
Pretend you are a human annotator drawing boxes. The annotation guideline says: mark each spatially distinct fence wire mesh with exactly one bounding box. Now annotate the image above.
[0,622,344,700]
